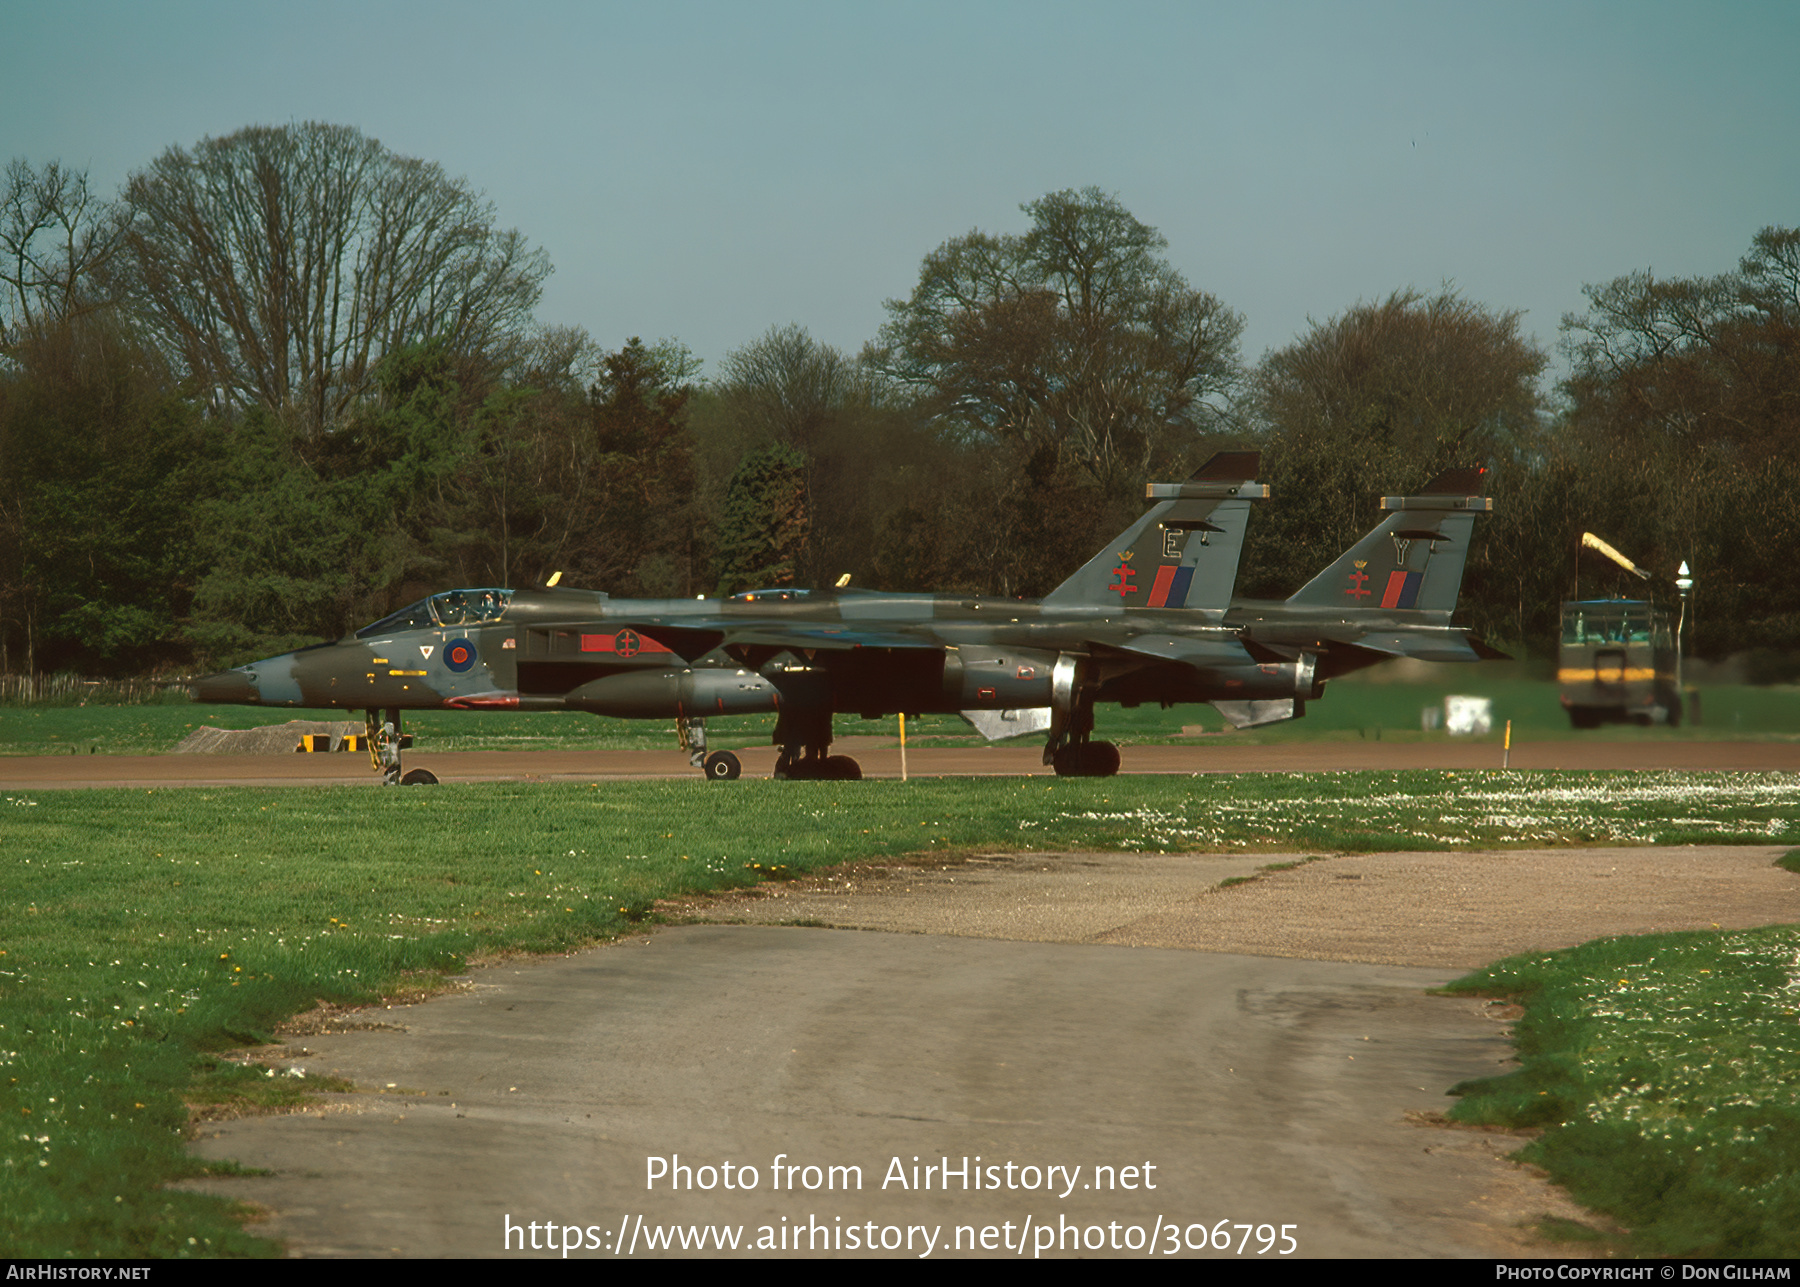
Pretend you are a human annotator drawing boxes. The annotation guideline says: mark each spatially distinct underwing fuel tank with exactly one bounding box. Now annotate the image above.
[941,647,1058,709]
[564,668,779,719]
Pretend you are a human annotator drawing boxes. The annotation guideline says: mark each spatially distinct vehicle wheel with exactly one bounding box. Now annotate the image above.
[1052,744,1082,776]
[703,751,742,781]
[1569,708,1602,730]
[400,768,439,785]
[822,755,862,781]
[1086,740,1121,777]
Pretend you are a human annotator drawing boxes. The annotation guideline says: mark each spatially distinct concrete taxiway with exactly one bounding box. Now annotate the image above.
[180,844,1800,1257]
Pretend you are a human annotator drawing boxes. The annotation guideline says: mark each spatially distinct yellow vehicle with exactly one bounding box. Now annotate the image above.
[1558,600,1680,728]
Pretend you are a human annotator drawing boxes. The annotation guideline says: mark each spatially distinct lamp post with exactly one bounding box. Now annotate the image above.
[1675,561,1694,722]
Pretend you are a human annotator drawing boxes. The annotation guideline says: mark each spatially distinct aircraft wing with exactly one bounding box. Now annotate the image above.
[1102,632,1255,666]
[1343,630,1488,663]
[1241,624,1508,664]
[721,624,940,651]
[624,619,940,662]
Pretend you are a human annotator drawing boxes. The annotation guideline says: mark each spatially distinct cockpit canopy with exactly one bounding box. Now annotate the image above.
[356,588,512,638]
[727,588,812,603]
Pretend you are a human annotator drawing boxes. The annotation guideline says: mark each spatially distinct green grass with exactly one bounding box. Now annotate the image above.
[1444,910,1800,1258]
[1,771,1796,1255]
[0,701,794,757]
[3,669,1797,756]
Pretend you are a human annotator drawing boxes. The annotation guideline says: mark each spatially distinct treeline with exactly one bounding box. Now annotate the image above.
[2,125,1794,676]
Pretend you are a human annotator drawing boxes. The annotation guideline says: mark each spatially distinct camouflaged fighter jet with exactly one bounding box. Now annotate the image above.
[189,455,1499,783]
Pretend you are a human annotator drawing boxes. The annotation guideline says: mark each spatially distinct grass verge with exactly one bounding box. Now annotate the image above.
[1443,909,1800,1257]
[6,676,1800,756]
[1,770,1794,1255]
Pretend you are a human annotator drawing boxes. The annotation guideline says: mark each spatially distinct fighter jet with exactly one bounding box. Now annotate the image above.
[190,456,1498,782]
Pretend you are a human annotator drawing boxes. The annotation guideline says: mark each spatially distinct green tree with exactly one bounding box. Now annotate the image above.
[700,324,934,589]
[571,338,700,596]
[1241,287,1547,602]
[186,343,480,661]
[1560,228,1800,658]
[0,317,215,674]
[712,444,809,595]
[872,188,1244,496]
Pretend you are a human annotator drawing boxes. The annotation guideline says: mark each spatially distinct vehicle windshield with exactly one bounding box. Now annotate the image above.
[356,588,513,637]
[1561,602,1653,645]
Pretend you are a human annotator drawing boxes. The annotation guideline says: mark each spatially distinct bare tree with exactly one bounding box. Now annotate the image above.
[0,159,126,349]
[116,123,550,431]
[1562,227,1800,462]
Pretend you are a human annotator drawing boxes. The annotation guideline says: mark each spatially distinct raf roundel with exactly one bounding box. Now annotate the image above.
[445,640,478,673]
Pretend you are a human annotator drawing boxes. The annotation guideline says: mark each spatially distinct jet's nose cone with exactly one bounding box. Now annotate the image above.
[190,668,259,704]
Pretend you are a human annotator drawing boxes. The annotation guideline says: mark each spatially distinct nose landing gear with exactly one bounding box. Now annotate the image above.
[681,715,744,781]
[366,707,433,785]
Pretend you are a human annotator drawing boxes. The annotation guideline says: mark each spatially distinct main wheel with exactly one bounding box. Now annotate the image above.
[1085,740,1121,777]
[1053,741,1122,777]
[703,750,742,781]
[822,755,862,781]
[1569,707,1602,730]
[773,753,816,781]
[399,768,439,785]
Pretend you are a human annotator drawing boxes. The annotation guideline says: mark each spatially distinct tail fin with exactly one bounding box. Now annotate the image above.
[1042,451,1267,618]
[1286,467,1492,616]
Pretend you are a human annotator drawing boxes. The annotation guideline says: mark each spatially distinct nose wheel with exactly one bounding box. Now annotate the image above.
[683,717,743,781]
[703,751,742,781]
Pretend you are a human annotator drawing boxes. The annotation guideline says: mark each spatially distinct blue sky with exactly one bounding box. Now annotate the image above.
[7,0,1797,379]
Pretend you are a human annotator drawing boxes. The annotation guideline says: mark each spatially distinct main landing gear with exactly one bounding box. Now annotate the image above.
[677,710,860,781]
[366,707,436,785]
[1051,739,1121,777]
[1043,694,1121,778]
[680,715,743,781]
[770,706,861,781]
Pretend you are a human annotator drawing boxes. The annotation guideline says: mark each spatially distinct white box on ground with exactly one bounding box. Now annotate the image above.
[1444,695,1493,736]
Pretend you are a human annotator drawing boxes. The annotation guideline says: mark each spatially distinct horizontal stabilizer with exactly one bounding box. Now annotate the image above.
[1378,467,1493,513]
[1211,698,1300,729]
[959,707,1053,740]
